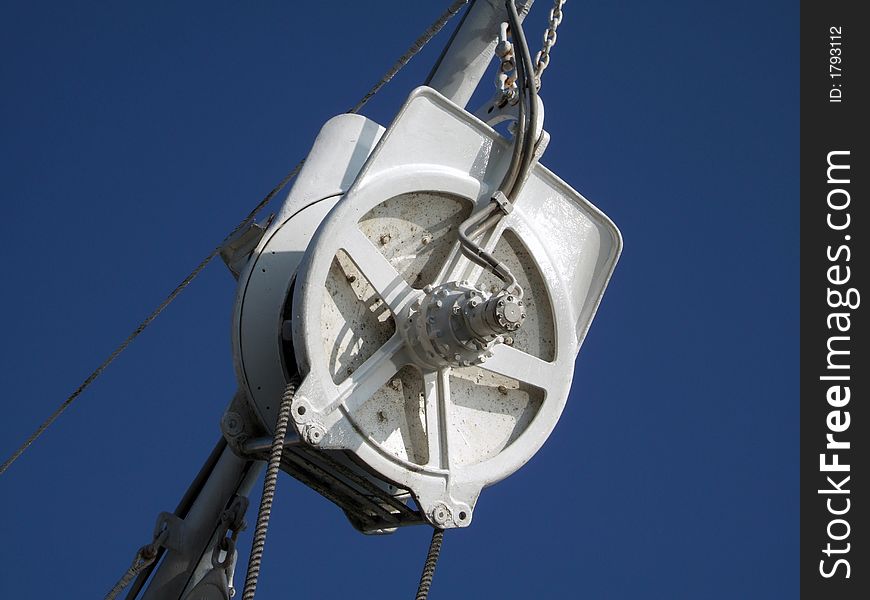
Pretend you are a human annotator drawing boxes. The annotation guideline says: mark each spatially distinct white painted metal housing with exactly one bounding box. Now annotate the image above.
[233,86,621,530]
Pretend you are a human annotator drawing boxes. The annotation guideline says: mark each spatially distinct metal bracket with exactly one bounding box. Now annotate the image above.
[491,190,512,214]
[219,217,272,279]
[153,512,185,553]
[219,495,249,535]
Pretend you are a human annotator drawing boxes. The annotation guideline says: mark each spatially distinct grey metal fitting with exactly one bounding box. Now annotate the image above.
[301,423,327,446]
[403,282,525,370]
[430,502,453,527]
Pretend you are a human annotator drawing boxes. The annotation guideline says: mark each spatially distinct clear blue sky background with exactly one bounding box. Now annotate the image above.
[0,1,798,598]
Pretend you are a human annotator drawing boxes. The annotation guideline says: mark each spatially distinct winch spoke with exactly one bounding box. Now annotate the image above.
[479,344,557,392]
[423,368,451,470]
[342,229,416,313]
[334,333,411,415]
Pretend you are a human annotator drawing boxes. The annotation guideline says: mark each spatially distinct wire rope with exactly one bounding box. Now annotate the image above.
[0,1,469,477]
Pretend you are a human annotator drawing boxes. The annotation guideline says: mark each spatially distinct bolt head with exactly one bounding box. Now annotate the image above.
[222,412,245,437]
[302,423,327,446]
[431,503,452,527]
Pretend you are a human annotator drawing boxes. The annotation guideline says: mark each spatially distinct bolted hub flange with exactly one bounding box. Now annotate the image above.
[402,281,525,368]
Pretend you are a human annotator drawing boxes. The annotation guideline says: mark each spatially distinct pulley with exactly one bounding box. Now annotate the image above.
[231,86,621,531]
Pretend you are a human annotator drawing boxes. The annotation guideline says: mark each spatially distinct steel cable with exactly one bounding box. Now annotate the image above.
[105,552,155,600]
[104,530,167,600]
[241,378,299,600]
[348,0,469,114]
[0,161,302,477]
[0,0,470,477]
[415,528,445,600]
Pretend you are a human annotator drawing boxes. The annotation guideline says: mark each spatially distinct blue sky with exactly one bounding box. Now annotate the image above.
[0,1,798,598]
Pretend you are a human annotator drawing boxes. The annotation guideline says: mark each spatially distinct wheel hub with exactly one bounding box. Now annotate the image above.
[402,281,526,369]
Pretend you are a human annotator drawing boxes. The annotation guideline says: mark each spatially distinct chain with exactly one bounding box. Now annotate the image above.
[533,0,566,87]
[494,0,567,99]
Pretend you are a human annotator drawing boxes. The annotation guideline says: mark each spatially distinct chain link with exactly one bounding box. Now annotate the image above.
[534,0,566,87]
[494,1,567,98]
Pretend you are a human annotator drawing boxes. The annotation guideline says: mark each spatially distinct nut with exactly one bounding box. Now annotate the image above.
[221,411,245,437]
[301,423,327,446]
[431,503,453,527]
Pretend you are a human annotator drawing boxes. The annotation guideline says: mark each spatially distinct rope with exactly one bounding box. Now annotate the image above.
[0,161,303,477]
[104,533,166,600]
[415,528,445,600]
[348,0,469,114]
[0,0,470,477]
[241,378,299,600]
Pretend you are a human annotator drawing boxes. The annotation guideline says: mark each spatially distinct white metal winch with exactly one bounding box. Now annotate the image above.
[2,3,624,598]
[229,85,621,532]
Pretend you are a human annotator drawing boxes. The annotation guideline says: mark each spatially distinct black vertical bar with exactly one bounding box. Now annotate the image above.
[801,2,867,598]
